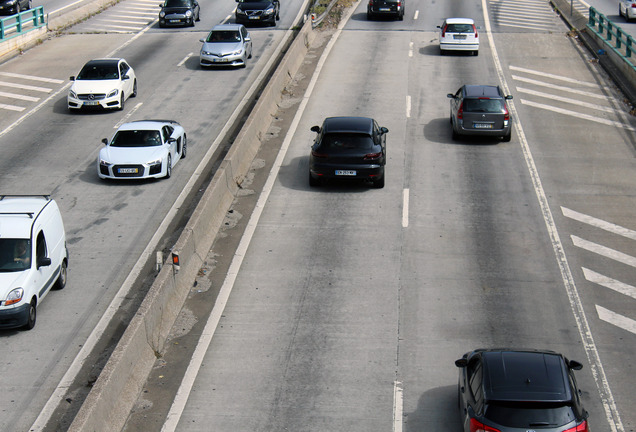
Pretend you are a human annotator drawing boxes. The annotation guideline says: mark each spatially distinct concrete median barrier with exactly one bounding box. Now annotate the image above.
[67,18,316,432]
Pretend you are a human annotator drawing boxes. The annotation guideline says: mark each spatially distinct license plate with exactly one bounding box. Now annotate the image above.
[335,170,356,176]
[83,101,99,106]
[473,123,492,129]
[212,58,228,63]
[454,34,467,39]
[169,19,180,23]
[379,7,390,11]
[118,168,138,174]
[249,16,260,19]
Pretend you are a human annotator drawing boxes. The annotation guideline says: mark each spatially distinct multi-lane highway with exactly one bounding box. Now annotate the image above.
[1,0,636,431]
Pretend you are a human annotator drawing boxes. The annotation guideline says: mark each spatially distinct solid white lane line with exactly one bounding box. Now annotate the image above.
[562,207,636,240]
[393,381,403,432]
[406,95,411,118]
[408,42,413,57]
[512,75,609,100]
[114,103,143,129]
[520,99,636,132]
[413,10,418,20]
[402,189,409,228]
[597,306,636,335]
[517,87,622,113]
[178,53,193,67]
[583,268,636,300]
[510,65,598,87]
[481,0,624,431]
[571,236,636,267]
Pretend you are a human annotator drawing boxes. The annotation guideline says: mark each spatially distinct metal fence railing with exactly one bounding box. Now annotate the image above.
[0,6,46,41]
[587,6,634,66]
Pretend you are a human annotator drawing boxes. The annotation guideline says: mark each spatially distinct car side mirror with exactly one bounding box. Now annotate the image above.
[310,126,320,133]
[102,138,108,145]
[200,38,206,43]
[380,126,389,134]
[436,25,441,29]
[159,2,162,6]
[245,35,251,42]
[447,93,456,99]
[122,75,129,80]
[505,95,513,100]
[568,360,583,370]
[37,257,51,269]
[70,76,75,81]
[167,138,176,144]
[455,358,467,368]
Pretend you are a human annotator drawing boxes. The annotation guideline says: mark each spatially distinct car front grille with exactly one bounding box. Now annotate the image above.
[78,94,106,101]
[112,165,145,177]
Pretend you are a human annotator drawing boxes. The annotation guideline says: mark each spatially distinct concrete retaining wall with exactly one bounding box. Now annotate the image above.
[67,18,316,432]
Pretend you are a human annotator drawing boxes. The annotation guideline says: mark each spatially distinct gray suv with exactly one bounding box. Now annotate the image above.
[447,85,513,141]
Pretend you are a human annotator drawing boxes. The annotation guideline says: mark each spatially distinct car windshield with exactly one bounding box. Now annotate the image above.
[111,130,162,147]
[320,133,376,151]
[446,23,474,33]
[207,31,241,43]
[164,0,191,6]
[77,64,119,80]
[464,98,504,113]
[485,401,578,428]
[0,238,32,272]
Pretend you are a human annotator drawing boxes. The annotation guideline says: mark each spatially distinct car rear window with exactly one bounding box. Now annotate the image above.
[485,402,578,428]
[464,98,504,113]
[320,133,376,151]
[446,23,474,33]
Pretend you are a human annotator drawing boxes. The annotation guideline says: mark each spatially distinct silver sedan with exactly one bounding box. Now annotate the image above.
[200,24,252,68]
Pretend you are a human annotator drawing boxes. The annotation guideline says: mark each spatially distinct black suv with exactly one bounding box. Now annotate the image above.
[455,349,589,432]
[235,0,280,26]
[309,117,388,188]
[447,85,513,142]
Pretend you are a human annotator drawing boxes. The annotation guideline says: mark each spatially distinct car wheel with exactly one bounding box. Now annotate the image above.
[26,0,32,10]
[440,49,446,56]
[248,45,252,59]
[196,10,200,21]
[119,93,125,110]
[373,175,385,189]
[165,154,172,179]
[24,300,36,330]
[367,12,372,20]
[473,50,479,56]
[309,172,320,187]
[55,260,68,290]
[181,135,187,159]
[132,79,138,97]
[398,12,403,21]
[503,130,512,142]
[619,6,623,17]
[15,3,20,13]
[452,127,459,140]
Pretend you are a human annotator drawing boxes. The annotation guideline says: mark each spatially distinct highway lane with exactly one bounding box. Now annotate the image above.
[0,0,308,430]
[122,0,636,430]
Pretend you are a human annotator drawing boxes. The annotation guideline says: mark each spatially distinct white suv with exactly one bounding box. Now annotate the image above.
[0,195,68,330]
[438,18,479,56]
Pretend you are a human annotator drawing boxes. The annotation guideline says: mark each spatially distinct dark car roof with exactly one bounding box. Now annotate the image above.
[321,117,375,135]
[463,85,503,98]
[480,350,573,403]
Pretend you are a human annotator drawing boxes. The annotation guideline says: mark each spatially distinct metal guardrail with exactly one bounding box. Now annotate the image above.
[0,6,46,41]
[587,6,634,65]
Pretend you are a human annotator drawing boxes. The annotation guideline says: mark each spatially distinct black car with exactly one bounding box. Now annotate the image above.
[447,84,513,141]
[0,0,31,15]
[235,0,279,26]
[455,349,589,432]
[159,0,200,27]
[309,117,388,188]
[367,0,404,20]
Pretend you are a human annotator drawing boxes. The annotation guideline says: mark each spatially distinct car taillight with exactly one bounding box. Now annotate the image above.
[563,420,589,432]
[441,24,447,37]
[364,152,382,160]
[503,105,509,121]
[311,150,329,159]
[457,102,464,119]
[473,24,478,38]
[368,0,373,5]
[469,418,501,432]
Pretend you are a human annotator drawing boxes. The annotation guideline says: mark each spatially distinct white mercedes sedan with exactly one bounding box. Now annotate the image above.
[68,58,137,111]
[98,120,187,180]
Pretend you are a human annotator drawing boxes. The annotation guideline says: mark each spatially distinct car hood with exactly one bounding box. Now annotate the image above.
[237,1,273,10]
[70,79,120,94]
[0,271,28,299]
[201,41,243,55]
[100,146,167,164]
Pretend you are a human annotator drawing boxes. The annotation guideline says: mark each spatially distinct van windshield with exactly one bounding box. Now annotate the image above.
[0,238,32,272]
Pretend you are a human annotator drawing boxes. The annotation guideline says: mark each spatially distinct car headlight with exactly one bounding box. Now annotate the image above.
[185,10,192,17]
[5,288,24,306]
[107,89,119,98]
[232,49,243,55]
[99,159,112,167]
[264,7,274,14]
[201,50,211,56]
[148,159,162,166]
[69,90,77,99]
[159,11,165,17]
[236,8,246,14]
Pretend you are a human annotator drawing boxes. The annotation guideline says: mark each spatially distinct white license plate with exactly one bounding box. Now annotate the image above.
[454,34,467,39]
[249,16,260,19]
[473,123,492,129]
[118,168,138,174]
[83,101,99,106]
[335,170,356,176]
[212,58,228,62]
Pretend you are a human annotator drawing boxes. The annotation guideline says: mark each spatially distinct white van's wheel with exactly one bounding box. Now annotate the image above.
[55,260,68,290]
[24,300,36,330]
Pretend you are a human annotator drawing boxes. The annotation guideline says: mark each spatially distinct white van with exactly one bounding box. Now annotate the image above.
[0,195,68,330]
